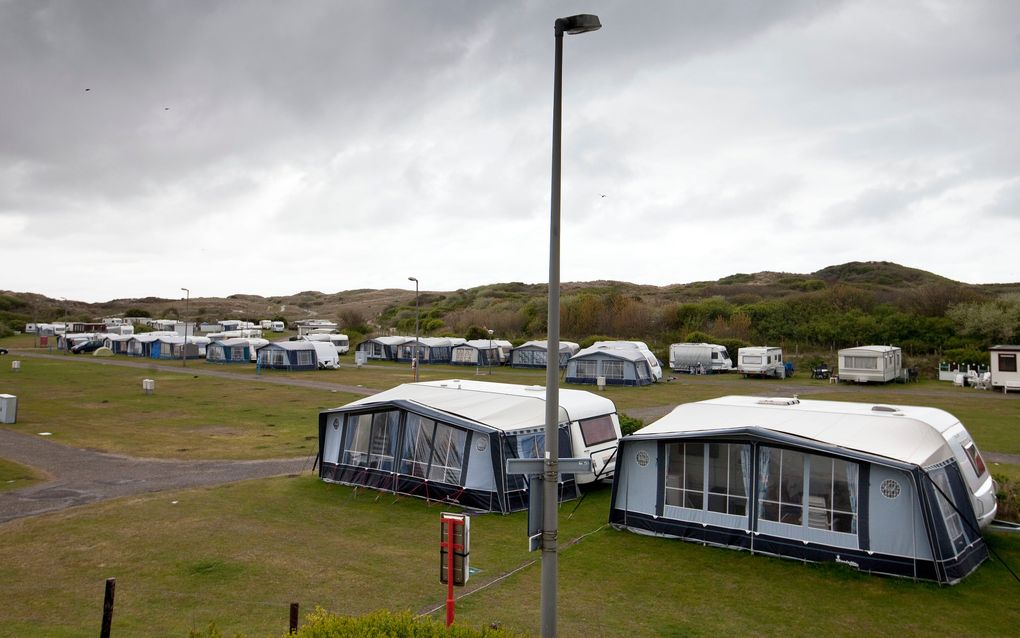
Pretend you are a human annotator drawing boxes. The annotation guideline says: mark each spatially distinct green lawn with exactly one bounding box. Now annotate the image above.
[0,358,363,459]
[0,457,44,492]
[0,475,1017,637]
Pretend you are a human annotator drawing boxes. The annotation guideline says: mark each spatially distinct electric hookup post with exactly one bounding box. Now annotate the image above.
[439,512,470,627]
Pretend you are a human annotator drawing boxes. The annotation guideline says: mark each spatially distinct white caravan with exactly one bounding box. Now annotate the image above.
[838,345,902,383]
[736,346,785,378]
[303,333,350,354]
[669,342,733,373]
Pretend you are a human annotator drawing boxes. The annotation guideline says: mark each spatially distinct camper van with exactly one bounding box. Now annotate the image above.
[610,396,996,584]
[318,379,622,512]
[736,346,785,377]
[669,343,732,373]
[838,345,902,383]
[270,321,285,333]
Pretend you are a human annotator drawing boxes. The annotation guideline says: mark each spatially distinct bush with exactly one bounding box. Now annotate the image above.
[993,472,1020,523]
[618,413,645,436]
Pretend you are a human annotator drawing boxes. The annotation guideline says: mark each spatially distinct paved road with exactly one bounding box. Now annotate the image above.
[0,429,313,524]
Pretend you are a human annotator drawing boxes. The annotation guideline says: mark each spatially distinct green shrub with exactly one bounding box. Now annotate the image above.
[993,472,1020,523]
[618,413,645,436]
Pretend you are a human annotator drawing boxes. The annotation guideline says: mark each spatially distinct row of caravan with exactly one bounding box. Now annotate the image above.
[317,380,997,585]
[670,342,909,383]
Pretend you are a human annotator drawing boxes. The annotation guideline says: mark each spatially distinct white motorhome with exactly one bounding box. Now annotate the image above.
[669,342,732,373]
[990,345,1020,393]
[736,346,785,377]
[838,345,902,383]
[271,321,286,333]
[303,333,350,354]
[591,341,663,382]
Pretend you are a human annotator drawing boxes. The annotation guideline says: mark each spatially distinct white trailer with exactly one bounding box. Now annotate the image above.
[303,333,350,354]
[736,346,785,378]
[669,342,732,373]
[990,345,1020,392]
[271,321,285,333]
[838,345,902,383]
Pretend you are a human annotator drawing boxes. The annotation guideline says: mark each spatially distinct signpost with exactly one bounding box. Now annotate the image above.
[439,512,470,627]
[505,458,593,552]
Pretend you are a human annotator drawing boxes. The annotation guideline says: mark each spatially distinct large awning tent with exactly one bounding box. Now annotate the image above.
[509,340,579,368]
[566,345,655,386]
[318,379,623,513]
[257,341,338,370]
[609,396,995,584]
[355,336,413,361]
[206,337,268,364]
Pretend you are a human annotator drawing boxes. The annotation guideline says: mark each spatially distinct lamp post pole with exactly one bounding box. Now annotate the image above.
[408,277,419,382]
[180,287,189,367]
[542,14,601,638]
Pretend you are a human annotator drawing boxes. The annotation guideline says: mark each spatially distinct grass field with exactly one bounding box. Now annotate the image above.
[1,345,1019,636]
[0,458,44,493]
[0,476,1017,637]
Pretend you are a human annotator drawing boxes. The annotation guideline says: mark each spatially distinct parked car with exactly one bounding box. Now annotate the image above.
[71,340,104,354]
[0,347,8,355]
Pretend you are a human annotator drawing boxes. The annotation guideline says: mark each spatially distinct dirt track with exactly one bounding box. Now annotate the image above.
[0,428,313,524]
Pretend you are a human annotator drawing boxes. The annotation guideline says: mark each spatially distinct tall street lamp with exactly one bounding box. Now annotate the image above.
[408,277,419,382]
[181,287,190,367]
[543,13,601,638]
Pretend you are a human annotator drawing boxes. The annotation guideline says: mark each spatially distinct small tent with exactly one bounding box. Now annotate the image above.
[609,396,995,584]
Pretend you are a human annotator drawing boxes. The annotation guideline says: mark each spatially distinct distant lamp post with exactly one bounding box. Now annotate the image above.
[180,287,190,367]
[408,277,419,382]
[542,13,601,638]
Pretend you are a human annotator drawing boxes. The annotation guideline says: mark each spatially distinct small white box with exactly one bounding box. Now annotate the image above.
[0,394,17,424]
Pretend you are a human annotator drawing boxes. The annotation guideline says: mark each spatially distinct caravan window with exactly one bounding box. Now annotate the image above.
[962,441,988,478]
[579,415,617,447]
[844,356,878,370]
[999,353,1018,373]
[742,355,762,365]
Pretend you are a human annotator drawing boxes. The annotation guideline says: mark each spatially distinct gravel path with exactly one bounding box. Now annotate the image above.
[0,429,313,524]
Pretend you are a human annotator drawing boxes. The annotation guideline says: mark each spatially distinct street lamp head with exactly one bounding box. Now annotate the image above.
[408,276,417,283]
[555,14,601,35]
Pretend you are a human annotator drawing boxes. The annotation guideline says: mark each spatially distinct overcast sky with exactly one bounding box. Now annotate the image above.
[2,0,1018,303]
